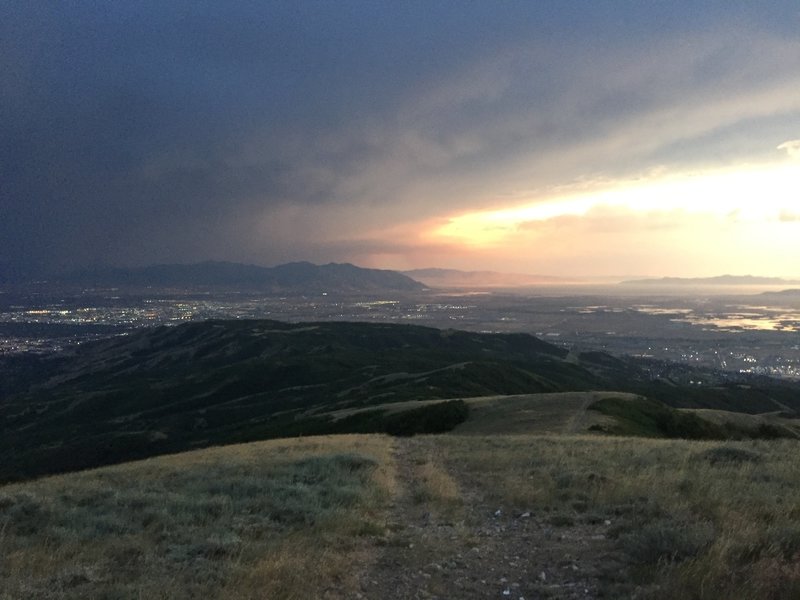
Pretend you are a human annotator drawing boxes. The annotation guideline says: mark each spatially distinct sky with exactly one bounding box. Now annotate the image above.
[2,1,799,280]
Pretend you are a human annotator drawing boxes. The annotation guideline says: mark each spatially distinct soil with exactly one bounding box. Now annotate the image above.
[354,437,634,600]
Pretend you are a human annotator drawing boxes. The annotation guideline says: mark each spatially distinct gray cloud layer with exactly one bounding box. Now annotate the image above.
[2,1,799,275]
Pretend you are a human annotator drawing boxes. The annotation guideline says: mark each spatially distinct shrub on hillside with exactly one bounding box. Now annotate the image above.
[588,396,776,440]
[323,399,470,437]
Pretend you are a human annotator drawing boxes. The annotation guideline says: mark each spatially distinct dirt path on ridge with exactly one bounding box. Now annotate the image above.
[355,437,629,600]
[563,392,602,435]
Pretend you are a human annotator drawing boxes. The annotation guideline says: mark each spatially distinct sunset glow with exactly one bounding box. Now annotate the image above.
[433,161,800,249]
[3,3,800,280]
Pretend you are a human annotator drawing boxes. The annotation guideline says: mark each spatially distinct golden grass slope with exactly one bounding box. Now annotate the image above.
[440,434,800,598]
[454,391,629,435]
[317,390,800,440]
[0,435,394,600]
[3,431,800,598]
[324,391,624,435]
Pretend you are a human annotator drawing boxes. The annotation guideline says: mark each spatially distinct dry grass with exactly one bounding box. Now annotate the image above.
[686,408,800,438]
[410,445,461,510]
[324,391,625,436]
[438,434,800,598]
[4,430,800,598]
[415,461,460,505]
[0,435,394,600]
[452,392,626,435]
[325,398,454,420]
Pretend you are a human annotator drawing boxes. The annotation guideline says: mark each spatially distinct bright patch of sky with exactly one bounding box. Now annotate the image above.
[434,161,800,248]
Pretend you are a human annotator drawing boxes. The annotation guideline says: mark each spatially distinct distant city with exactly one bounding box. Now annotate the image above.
[2,282,799,380]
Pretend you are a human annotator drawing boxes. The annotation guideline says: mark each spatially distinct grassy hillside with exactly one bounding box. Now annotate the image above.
[3,433,800,599]
[333,392,800,441]
[588,396,800,440]
[0,435,393,600]
[439,434,800,599]
[0,320,601,482]
[453,391,621,435]
[3,319,800,482]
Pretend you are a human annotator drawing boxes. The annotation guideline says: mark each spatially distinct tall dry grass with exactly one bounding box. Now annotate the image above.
[4,431,799,599]
[438,434,800,599]
[408,442,462,518]
[0,435,394,600]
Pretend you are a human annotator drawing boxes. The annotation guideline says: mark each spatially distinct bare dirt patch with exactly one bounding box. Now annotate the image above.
[358,437,627,599]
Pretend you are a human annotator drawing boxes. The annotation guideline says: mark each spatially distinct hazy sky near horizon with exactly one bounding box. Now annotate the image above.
[2,1,799,278]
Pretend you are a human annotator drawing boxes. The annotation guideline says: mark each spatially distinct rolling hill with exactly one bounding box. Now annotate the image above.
[0,319,596,481]
[3,319,800,482]
[4,320,800,598]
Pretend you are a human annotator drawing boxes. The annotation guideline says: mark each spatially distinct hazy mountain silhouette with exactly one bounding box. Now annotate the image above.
[54,261,425,293]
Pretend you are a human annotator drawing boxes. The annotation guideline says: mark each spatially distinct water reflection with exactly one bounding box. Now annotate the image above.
[633,304,800,332]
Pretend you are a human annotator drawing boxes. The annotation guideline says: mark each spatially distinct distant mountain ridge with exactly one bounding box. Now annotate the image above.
[621,275,800,286]
[54,261,425,293]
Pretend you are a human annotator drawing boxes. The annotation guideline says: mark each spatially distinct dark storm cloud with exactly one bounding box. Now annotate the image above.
[0,0,525,272]
[1,1,799,276]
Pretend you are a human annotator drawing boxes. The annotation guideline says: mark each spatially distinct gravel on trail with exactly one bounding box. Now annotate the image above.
[350,438,632,600]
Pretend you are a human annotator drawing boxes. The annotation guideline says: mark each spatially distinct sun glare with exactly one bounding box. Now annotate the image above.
[433,162,799,247]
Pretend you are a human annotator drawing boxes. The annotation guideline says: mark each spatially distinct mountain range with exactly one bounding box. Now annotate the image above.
[8,261,800,292]
[51,261,425,293]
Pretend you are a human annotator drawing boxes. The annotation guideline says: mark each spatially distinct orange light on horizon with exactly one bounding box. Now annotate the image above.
[431,161,800,248]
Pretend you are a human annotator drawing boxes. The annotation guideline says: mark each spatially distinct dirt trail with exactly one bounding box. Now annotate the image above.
[563,392,601,435]
[357,437,627,599]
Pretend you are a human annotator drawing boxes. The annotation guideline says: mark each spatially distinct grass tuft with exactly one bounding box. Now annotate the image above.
[696,446,762,465]
[619,518,716,565]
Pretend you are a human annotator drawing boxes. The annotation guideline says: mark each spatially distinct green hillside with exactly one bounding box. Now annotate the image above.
[2,319,800,482]
[0,320,597,481]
